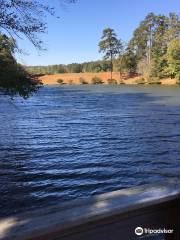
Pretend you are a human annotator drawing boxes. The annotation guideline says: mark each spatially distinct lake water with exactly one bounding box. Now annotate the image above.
[0,85,180,217]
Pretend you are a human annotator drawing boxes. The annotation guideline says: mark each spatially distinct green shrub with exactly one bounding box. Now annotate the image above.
[148,77,162,84]
[176,73,180,84]
[176,78,180,84]
[57,79,64,84]
[118,79,125,84]
[91,76,103,84]
[68,79,73,85]
[107,79,117,84]
[79,77,88,84]
[135,77,145,84]
[148,82,162,84]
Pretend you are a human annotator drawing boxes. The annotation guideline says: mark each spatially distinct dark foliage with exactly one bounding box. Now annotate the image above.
[0,34,42,98]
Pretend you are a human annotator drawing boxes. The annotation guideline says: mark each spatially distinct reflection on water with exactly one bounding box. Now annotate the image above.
[0,85,180,217]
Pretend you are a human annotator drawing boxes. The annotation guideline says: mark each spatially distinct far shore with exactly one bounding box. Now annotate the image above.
[39,72,177,85]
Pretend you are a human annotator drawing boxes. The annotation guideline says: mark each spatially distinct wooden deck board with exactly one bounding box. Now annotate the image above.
[0,180,180,240]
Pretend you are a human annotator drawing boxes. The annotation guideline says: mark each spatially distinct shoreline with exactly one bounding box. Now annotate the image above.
[39,72,178,85]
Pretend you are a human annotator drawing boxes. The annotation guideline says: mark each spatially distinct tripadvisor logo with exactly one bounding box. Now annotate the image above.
[135,227,143,236]
[135,226,174,236]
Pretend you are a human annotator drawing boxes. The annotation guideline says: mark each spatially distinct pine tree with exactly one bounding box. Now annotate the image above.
[99,28,120,80]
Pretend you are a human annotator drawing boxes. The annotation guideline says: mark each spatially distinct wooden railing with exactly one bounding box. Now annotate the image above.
[0,180,180,240]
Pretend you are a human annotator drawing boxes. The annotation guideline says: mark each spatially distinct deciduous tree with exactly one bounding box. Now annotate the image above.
[0,0,75,97]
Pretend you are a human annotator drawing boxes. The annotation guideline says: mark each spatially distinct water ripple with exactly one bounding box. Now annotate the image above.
[0,85,180,217]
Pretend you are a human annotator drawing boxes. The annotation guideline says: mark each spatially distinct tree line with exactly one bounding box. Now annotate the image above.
[26,60,112,75]
[0,0,179,98]
[27,12,180,83]
[99,12,180,82]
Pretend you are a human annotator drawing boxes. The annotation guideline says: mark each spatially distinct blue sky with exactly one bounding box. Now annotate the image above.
[16,0,179,66]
